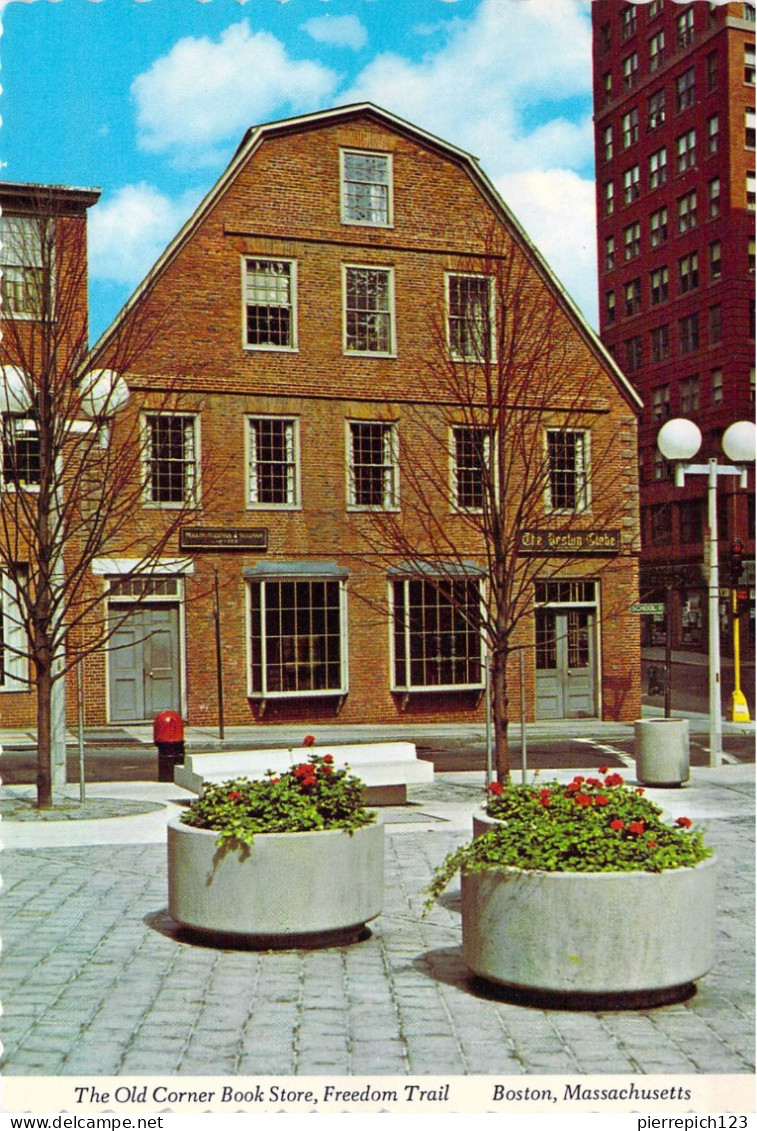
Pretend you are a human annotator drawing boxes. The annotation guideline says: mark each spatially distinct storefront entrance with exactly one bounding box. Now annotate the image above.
[534,581,599,719]
[107,578,182,722]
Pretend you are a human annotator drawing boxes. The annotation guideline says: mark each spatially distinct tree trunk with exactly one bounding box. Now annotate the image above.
[36,662,53,809]
[492,646,510,783]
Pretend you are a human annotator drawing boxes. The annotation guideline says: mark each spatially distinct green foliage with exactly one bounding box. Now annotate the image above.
[180,753,376,848]
[425,771,712,909]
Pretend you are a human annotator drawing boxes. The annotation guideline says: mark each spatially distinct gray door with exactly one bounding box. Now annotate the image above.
[535,609,596,719]
[108,603,181,722]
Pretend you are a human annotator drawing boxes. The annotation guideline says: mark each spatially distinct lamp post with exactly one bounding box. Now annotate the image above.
[657,419,756,766]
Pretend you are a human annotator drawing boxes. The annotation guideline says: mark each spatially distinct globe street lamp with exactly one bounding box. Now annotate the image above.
[657,418,756,766]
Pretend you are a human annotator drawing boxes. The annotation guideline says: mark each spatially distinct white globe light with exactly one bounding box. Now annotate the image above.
[722,421,756,464]
[79,369,130,418]
[0,366,33,414]
[657,418,702,462]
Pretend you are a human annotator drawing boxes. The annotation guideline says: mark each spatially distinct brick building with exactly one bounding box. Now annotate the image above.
[76,104,643,730]
[591,1,755,661]
[0,181,101,728]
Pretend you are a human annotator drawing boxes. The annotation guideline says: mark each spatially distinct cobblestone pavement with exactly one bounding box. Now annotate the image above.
[0,770,753,1077]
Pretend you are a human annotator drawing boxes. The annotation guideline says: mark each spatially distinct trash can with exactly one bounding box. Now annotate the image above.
[154,710,185,783]
[634,717,690,787]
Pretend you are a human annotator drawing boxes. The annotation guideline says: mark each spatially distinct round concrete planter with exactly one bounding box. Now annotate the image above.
[461,854,717,1007]
[167,817,384,946]
[635,717,690,787]
[472,809,503,838]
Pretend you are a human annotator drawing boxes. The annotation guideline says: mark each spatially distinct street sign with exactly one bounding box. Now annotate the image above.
[630,602,665,615]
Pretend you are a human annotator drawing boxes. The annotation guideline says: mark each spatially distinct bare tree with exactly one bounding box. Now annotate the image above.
[356,228,639,781]
[0,190,212,807]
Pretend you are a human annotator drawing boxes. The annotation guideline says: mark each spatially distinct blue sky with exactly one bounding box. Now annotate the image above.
[0,0,598,341]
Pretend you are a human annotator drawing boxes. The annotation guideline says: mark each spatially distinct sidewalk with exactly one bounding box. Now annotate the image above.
[0,760,753,1080]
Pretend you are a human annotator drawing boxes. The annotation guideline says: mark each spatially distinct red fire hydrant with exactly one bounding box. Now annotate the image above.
[153,710,185,783]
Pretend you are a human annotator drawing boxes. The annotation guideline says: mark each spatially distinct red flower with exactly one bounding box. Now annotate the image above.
[629,821,645,835]
[323,754,334,764]
[586,777,603,788]
[488,781,504,796]
[303,735,316,747]
[594,795,609,807]
[227,791,243,802]
[538,790,551,807]
[647,840,658,849]
[635,788,645,795]
[609,819,625,831]
[271,777,280,784]
[573,776,585,785]
[604,773,624,788]
[575,793,592,807]
[675,816,693,828]
[321,764,333,774]
[598,765,609,775]
[566,781,581,793]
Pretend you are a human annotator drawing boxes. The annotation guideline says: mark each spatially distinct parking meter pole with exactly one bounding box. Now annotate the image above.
[154,711,185,783]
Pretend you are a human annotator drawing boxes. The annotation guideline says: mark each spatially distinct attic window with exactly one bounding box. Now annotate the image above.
[340,150,392,227]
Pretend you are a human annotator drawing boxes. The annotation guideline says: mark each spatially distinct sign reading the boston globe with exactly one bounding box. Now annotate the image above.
[518,529,621,555]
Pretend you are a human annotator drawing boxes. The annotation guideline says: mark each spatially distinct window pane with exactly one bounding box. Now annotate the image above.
[345,268,392,352]
[252,579,343,695]
[448,275,491,360]
[146,416,194,503]
[393,578,482,689]
[349,422,396,508]
[249,418,297,505]
[245,260,293,348]
[343,152,390,225]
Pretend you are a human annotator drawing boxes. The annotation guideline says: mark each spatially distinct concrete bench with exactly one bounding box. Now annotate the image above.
[174,741,433,806]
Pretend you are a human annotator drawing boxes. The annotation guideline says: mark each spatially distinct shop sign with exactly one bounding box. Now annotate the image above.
[518,529,621,555]
[180,527,269,551]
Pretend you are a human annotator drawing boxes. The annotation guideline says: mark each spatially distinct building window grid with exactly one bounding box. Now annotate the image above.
[651,324,670,363]
[677,190,697,232]
[676,129,696,173]
[747,108,756,149]
[679,313,700,354]
[249,578,346,697]
[711,368,723,405]
[546,430,589,513]
[621,5,637,41]
[341,150,392,227]
[344,266,394,354]
[708,177,721,218]
[706,50,719,92]
[649,147,667,189]
[623,52,639,90]
[649,31,665,72]
[680,375,700,415]
[604,124,613,161]
[0,216,45,319]
[623,164,641,204]
[244,258,295,350]
[650,206,668,248]
[678,252,699,294]
[625,277,642,316]
[676,67,696,111]
[248,416,298,507]
[676,8,695,49]
[452,426,491,512]
[347,421,398,510]
[143,415,197,506]
[604,181,615,216]
[622,107,639,149]
[2,417,40,490]
[606,290,616,323]
[605,235,616,271]
[745,44,755,86]
[392,577,484,692]
[709,240,722,281]
[707,114,719,154]
[747,172,756,211]
[648,89,666,130]
[447,274,493,362]
[624,221,641,260]
[651,265,669,305]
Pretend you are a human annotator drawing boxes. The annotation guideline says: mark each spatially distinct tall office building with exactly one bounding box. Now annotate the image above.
[592,0,755,663]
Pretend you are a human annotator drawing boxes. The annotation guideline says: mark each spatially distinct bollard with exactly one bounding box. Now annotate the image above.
[153,710,185,783]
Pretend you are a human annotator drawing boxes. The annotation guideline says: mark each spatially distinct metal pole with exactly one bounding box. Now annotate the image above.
[732,586,750,721]
[707,459,723,766]
[213,567,225,741]
[664,582,673,718]
[76,652,85,803]
[520,648,527,784]
[484,647,493,785]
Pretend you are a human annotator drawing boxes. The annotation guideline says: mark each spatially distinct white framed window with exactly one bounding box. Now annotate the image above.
[142,414,199,507]
[247,416,299,508]
[650,265,669,305]
[604,181,615,216]
[446,273,494,362]
[451,425,491,512]
[622,108,639,149]
[676,129,696,173]
[649,31,665,72]
[343,265,395,355]
[248,570,348,698]
[390,574,484,692]
[0,215,45,318]
[243,258,296,351]
[708,114,720,154]
[340,149,393,227]
[0,568,28,691]
[649,147,667,189]
[622,52,639,90]
[604,124,613,161]
[623,164,640,203]
[545,429,590,513]
[346,420,398,510]
[678,251,699,294]
[2,416,40,490]
[650,206,668,248]
[648,88,666,130]
[624,221,641,260]
[677,190,697,232]
[677,6,695,48]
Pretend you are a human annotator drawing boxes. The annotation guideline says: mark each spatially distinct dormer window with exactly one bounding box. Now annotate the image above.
[340,150,392,227]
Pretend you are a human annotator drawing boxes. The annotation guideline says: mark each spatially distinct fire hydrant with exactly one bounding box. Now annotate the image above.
[153,710,185,783]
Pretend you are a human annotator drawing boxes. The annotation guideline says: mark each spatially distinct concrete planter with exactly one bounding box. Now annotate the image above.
[635,717,690,787]
[167,817,384,946]
[472,809,503,838]
[461,855,717,1007]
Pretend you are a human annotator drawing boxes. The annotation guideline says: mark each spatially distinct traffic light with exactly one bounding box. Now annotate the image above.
[729,541,745,587]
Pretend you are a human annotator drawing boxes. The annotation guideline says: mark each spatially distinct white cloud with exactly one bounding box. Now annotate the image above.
[301,14,367,50]
[131,21,337,165]
[88,183,202,286]
[497,168,599,328]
